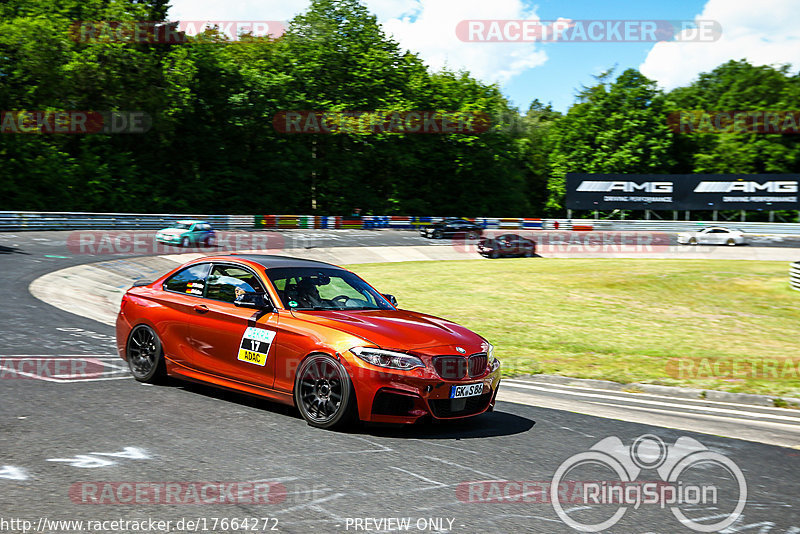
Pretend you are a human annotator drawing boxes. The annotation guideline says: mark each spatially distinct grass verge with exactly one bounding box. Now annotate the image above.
[347,258,800,397]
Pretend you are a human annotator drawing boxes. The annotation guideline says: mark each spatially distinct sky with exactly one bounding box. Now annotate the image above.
[166,0,800,112]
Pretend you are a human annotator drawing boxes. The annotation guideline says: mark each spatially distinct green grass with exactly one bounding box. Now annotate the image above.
[346,259,800,397]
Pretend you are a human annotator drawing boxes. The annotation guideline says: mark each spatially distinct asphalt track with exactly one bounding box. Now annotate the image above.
[1,229,799,534]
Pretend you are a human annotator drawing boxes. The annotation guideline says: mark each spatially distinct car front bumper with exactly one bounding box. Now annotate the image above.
[345,358,502,424]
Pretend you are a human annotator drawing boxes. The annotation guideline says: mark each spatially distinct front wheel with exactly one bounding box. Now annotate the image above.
[181,237,190,247]
[467,231,479,239]
[688,237,697,245]
[295,354,356,429]
[432,229,443,239]
[126,324,166,383]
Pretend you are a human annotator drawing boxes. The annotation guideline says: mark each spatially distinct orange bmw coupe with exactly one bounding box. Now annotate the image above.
[116,255,501,429]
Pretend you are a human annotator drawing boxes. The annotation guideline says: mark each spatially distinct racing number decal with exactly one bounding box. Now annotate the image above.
[237,327,276,367]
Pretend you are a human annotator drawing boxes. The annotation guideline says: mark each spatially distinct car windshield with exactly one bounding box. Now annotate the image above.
[266,267,394,311]
[174,222,192,230]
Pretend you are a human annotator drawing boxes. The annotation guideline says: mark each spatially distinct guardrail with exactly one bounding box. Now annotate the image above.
[791,262,800,291]
[2,212,800,235]
[0,212,254,231]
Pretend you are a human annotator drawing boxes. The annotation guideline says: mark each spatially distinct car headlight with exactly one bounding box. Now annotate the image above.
[351,347,424,371]
[487,343,500,371]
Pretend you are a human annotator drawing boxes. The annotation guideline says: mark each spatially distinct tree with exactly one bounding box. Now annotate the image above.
[546,69,675,212]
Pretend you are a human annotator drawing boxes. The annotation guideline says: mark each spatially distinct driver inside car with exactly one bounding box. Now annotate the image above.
[288,277,325,309]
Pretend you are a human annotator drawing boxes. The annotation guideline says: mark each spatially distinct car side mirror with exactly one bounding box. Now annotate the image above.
[382,294,398,307]
[234,292,274,311]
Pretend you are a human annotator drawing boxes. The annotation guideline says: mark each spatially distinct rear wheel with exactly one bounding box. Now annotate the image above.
[467,231,479,239]
[524,249,533,257]
[726,238,736,246]
[126,325,166,383]
[204,235,216,247]
[295,354,356,429]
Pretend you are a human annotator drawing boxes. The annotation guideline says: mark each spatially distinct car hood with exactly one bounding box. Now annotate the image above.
[290,308,486,352]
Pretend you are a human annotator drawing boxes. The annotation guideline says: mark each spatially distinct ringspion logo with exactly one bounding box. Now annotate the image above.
[550,434,746,532]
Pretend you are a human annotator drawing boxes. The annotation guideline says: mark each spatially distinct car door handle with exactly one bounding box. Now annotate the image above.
[193,304,209,313]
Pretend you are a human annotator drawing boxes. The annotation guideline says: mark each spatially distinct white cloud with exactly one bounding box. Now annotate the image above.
[166,0,309,22]
[640,0,800,89]
[380,0,547,83]
[166,0,548,84]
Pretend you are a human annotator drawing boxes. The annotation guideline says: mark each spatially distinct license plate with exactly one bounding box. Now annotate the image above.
[450,383,483,399]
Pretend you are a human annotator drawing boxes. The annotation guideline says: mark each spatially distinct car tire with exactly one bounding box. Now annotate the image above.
[205,236,216,247]
[181,237,190,248]
[688,237,697,245]
[432,229,443,239]
[294,354,357,430]
[490,250,499,259]
[726,238,736,246]
[126,324,166,384]
[524,249,533,257]
[468,231,479,239]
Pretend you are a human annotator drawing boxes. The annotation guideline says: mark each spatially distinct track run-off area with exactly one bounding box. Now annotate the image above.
[1,229,799,534]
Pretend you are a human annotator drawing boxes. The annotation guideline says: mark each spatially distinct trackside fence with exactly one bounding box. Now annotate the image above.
[2,212,800,235]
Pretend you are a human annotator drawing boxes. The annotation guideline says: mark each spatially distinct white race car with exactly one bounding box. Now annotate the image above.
[677,226,746,246]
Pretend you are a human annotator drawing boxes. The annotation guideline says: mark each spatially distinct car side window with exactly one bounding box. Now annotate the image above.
[206,265,265,304]
[163,263,211,295]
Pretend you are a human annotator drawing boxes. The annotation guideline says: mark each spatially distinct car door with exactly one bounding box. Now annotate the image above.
[704,228,725,245]
[188,263,279,388]
[158,262,212,367]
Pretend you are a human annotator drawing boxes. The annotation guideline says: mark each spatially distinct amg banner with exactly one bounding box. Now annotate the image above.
[566,174,800,210]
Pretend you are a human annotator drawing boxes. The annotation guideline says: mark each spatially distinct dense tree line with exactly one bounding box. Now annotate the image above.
[1,0,798,217]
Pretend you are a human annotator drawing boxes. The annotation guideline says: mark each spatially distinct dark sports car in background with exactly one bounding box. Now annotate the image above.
[478,234,536,258]
[116,254,501,429]
[420,217,483,239]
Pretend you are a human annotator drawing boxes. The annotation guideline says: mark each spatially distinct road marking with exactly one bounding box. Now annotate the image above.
[46,455,116,468]
[502,379,797,413]
[90,447,149,459]
[501,382,800,423]
[276,493,347,515]
[590,401,800,431]
[389,467,447,489]
[0,466,28,481]
[424,456,502,480]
